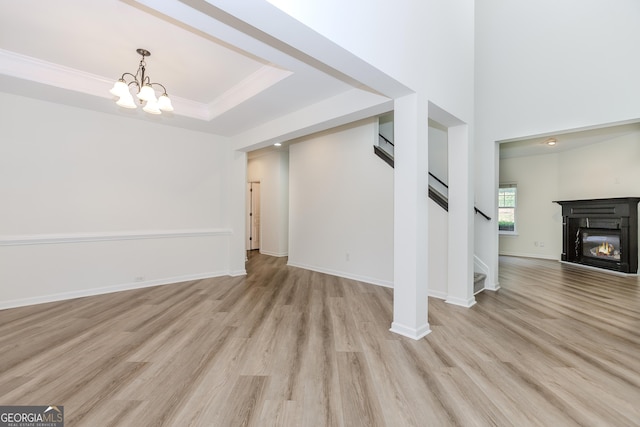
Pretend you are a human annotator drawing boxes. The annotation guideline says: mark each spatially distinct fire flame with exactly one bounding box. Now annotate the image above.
[597,242,614,256]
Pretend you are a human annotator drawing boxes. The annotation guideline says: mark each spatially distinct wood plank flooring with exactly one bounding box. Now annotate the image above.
[1,253,639,426]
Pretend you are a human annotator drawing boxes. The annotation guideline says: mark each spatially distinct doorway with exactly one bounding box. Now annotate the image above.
[246,182,261,250]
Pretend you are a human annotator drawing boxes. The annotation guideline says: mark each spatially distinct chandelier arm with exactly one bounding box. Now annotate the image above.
[128,81,141,91]
[120,72,138,82]
[149,82,168,94]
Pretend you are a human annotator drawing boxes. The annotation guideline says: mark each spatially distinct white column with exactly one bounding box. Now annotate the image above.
[485,142,501,291]
[446,124,475,307]
[229,149,248,276]
[390,93,431,340]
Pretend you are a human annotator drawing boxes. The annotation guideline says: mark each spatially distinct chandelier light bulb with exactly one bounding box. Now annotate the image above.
[137,84,156,102]
[116,92,137,109]
[157,94,174,112]
[143,99,162,115]
[109,79,128,97]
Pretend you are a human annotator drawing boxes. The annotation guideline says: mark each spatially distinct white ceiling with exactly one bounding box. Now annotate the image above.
[6,0,632,156]
[499,120,640,159]
[0,0,359,137]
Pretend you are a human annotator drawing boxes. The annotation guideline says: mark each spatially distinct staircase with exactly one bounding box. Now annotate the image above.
[374,136,491,294]
[373,137,491,221]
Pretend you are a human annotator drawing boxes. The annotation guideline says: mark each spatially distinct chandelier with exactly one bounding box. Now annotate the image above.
[109,48,173,114]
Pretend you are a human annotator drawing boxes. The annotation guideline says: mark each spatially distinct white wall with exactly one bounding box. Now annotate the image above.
[427,121,466,300]
[475,0,640,287]
[267,0,475,121]
[428,124,448,184]
[378,113,394,143]
[499,153,561,259]
[557,133,640,200]
[499,132,640,260]
[476,0,640,143]
[0,92,237,308]
[247,150,289,257]
[428,198,448,298]
[288,119,394,287]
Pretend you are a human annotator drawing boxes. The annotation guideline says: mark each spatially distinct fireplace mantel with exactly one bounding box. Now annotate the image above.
[554,197,640,273]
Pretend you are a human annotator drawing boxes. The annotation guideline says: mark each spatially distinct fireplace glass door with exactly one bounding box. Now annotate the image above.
[581,229,621,261]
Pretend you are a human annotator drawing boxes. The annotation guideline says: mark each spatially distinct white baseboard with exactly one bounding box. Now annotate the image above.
[389,322,431,340]
[484,281,501,291]
[229,269,247,277]
[445,296,477,308]
[259,250,288,257]
[286,261,393,288]
[499,251,559,261]
[428,289,448,300]
[0,270,231,311]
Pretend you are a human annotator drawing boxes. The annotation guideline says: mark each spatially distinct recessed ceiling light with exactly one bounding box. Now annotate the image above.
[545,138,557,146]
[274,142,282,147]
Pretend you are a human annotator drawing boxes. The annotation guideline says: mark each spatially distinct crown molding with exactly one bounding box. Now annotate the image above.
[207,64,292,120]
[0,48,113,98]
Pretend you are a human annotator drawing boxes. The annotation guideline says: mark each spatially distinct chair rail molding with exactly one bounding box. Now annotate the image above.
[0,228,233,246]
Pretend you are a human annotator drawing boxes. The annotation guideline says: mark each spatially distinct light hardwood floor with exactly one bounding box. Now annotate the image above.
[1,254,639,426]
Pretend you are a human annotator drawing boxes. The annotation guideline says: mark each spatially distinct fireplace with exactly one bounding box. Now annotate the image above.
[555,198,640,273]
[580,229,620,261]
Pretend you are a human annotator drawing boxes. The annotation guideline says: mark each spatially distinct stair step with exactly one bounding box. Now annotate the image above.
[473,273,486,294]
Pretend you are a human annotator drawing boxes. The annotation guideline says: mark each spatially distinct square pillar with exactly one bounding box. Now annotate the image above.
[390,93,431,340]
[446,124,475,307]
[229,149,248,276]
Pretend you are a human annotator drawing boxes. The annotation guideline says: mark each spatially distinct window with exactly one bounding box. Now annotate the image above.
[498,184,517,233]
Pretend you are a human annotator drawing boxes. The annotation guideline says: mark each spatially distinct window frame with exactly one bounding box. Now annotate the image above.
[498,183,517,235]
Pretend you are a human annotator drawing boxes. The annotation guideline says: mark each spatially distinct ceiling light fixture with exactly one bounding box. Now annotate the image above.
[109,49,173,115]
[545,138,557,146]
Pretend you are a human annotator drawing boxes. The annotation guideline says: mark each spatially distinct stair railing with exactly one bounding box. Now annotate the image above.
[379,133,394,146]
[374,138,491,221]
[428,172,491,220]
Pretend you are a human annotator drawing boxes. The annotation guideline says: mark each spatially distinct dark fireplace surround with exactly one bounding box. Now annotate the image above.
[555,198,640,274]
